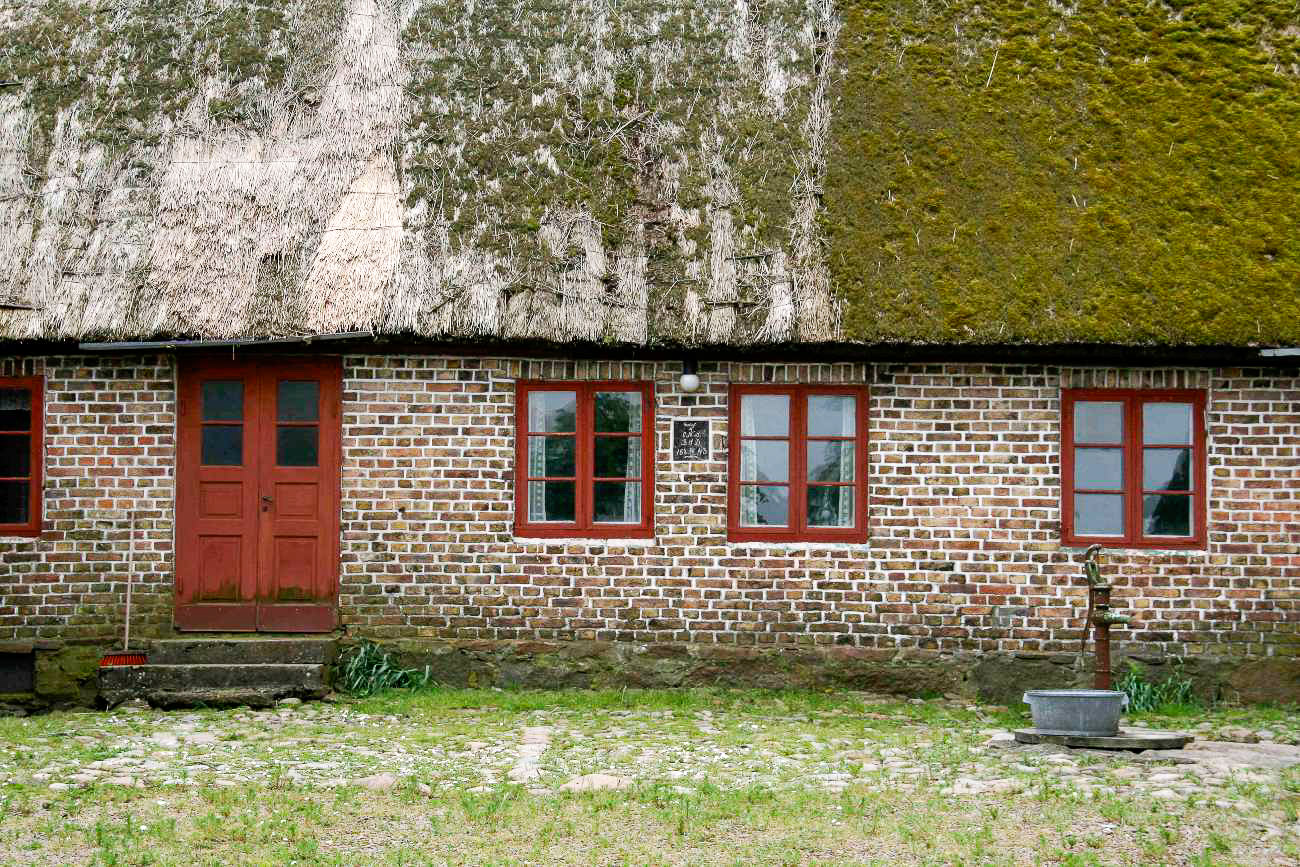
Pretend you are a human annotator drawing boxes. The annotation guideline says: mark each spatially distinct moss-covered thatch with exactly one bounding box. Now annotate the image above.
[826,0,1300,346]
[3,0,1296,349]
[0,0,837,346]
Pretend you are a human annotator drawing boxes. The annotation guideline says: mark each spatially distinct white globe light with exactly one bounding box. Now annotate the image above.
[679,372,700,393]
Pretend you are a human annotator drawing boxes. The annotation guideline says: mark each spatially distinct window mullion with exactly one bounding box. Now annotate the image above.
[577,384,593,531]
[792,387,806,535]
[1127,395,1142,545]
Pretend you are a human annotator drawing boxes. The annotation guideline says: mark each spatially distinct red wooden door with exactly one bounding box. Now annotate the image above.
[176,357,341,632]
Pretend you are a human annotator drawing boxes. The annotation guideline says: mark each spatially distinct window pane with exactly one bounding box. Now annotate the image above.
[594,436,640,478]
[528,481,575,522]
[740,395,790,436]
[1144,494,1191,536]
[1074,493,1123,536]
[276,426,318,466]
[739,440,789,483]
[808,485,853,527]
[1074,448,1122,490]
[0,435,30,477]
[201,381,243,422]
[807,395,856,436]
[0,388,31,431]
[808,441,854,482]
[277,381,320,422]
[739,485,789,526]
[1143,448,1191,491]
[0,480,29,523]
[1073,402,1122,444]
[1144,403,1192,445]
[528,436,575,477]
[528,391,576,433]
[201,426,243,465]
[594,392,641,433]
[594,481,641,523]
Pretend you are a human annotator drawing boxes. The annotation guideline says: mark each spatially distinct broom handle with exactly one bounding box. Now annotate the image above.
[124,514,135,652]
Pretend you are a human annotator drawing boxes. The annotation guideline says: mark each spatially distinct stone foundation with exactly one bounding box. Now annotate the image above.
[381,639,1299,707]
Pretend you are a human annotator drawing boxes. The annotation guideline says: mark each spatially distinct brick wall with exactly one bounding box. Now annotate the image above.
[1,353,1296,666]
[339,358,1300,662]
[0,354,174,644]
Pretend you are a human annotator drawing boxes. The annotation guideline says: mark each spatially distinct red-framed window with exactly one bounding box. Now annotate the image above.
[0,377,42,537]
[515,381,654,538]
[727,385,868,543]
[1062,389,1206,549]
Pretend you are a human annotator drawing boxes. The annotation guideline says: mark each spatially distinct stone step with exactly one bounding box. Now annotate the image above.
[99,663,328,709]
[147,638,337,666]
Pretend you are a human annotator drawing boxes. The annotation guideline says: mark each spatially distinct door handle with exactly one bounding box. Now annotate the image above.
[261,495,273,511]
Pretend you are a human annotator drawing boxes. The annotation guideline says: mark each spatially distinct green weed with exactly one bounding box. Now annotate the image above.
[337,640,433,697]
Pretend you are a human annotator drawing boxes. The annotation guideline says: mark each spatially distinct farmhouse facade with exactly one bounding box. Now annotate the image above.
[1,0,1298,706]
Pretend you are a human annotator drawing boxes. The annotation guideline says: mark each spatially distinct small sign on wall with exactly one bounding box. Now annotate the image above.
[672,419,711,461]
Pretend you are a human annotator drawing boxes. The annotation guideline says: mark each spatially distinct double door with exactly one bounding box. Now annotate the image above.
[175,356,341,632]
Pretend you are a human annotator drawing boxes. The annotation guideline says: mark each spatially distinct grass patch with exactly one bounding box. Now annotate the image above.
[337,640,433,697]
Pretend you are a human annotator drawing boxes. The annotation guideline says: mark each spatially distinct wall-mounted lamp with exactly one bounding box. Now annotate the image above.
[679,359,700,393]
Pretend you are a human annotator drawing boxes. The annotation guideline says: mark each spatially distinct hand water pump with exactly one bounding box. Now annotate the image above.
[1078,544,1130,689]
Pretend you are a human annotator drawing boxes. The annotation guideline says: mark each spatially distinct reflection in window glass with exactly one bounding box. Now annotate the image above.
[529,392,576,433]
[0,480,29,523]
[739,485,789,526]
[594,392,641,432]
[807,396,856,436]
[1143,403,1192,445]
[740,395,790,437]
[529,481,575,522]
[1143,448,1191,491]
[1144,494,1191,536]
[0,437,30,477]
[808,486,853,527]
[1074,492,1124,535]
[807,441,854,482]
[739,440,789,483]
[594,481,641,523]
[529,436,575,477]
[594,437,639,478]
[1074,448,1122,489]
[1073,402,1123,444]
[0,389,31,431]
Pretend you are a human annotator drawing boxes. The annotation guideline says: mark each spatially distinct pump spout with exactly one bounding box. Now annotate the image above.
[1082,544,1107,587]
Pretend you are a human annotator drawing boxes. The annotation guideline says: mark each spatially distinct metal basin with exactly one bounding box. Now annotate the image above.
[1022,689,1128,736]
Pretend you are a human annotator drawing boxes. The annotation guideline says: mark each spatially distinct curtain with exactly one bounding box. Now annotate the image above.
[527,395,546,521]
[835,398,855,526]
[740,397,758,524]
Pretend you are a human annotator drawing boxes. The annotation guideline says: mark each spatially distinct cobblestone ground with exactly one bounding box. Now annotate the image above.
[1,691,1297,865]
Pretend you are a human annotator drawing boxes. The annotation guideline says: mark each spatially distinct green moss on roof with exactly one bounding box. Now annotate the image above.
[825,0,1300,346]
[3,1,345,156]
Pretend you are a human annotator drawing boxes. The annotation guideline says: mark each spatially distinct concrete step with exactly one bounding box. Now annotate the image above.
[148,638,337,666]
[99,663,328,709]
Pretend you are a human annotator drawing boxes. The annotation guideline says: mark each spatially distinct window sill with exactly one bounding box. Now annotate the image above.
[511,535,660,546]
[1060,542,1207,554]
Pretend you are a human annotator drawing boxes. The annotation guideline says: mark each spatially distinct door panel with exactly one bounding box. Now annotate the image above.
[176,361,260,630]
[256,363,340,631]
[176,357,340,632]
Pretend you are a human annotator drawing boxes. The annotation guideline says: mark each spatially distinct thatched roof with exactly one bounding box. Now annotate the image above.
[3,0,1297,350]
[0,0,837,346]
[827,0,1300,348]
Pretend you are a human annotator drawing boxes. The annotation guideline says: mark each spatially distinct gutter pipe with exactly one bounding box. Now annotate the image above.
[77,331,372,351]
